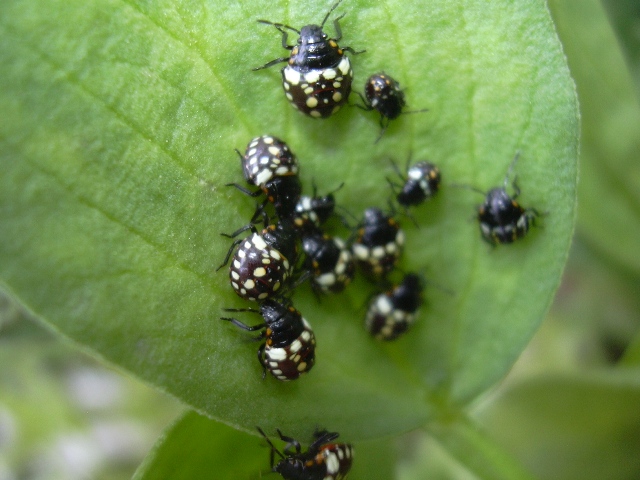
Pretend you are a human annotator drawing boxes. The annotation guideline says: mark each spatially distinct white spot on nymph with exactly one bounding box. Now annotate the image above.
[306,97,319,108]
[408,166,423,179]
[251,235,267,250]
[258,292,268,299]
[310,110,322,118]
[244,279,255,289]
[332,91,342,103]
[231,271,240,280]
[296,362,307,372]
[255,169,273,186]
[268,348,287,361]
[305,70,320,83]
[253,267,266,278]
[275,166,289,175]
[299,196,312,210]
[283,82,290,91]
[338,57,350,75]
[393,310,406,321]
[317,272,336,286]
[270,250,282,260]
[377,295,393,315]
[233,259,241,269]
[385,242,397,254]
[301,330,311,341]
[268,146,280,156]
[237,249,246,258]
[352,244,369,259]
[333,81,341,89]
[248,147,257,156]
[304,86,314,95]
[337,448,344,459]
[396,229,406,245]
[284,67,301,86]
[285,92,293,101]
[260,155,270,164]
[323,68,336,79]
[325,452,339,474]
[289,339,302,353]
[372,246,385,258]
[263,136,274,144]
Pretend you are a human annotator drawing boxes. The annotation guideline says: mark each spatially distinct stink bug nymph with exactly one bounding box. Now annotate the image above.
[358,72,428,142]
[257,427,354,480]
[221,299,316,381]
[217,219,298,302]
[475,154,541,245]
[388,157,441,209]
[253,0,363,118]
[365,273,424,340]
[302,232,355,294]
[351,207,405,278]
[228,135,302,219]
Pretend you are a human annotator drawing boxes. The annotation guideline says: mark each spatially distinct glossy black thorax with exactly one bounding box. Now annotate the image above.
[391,274,424,313]
[365,73,406,119]
[262,175,303,219]
[289,25,343,71]
[358,207,399,245]
[260,300,305,348]
[261,220,299,264]
[302,233,340,270]
[479,188,525,226]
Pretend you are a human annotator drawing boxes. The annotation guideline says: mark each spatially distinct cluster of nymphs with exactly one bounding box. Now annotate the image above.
[217,1,541,478]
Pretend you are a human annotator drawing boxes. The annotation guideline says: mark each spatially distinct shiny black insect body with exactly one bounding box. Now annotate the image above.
[352,207,404,278]
[258,427,354,479]
[217,220,298,302]
[365,273,424,340]
[302,232,355,294]
[358,72,427,142]
[476,155,541,245]
[254,0,362,118]
[221,300,315,381]
[228,135,302,219]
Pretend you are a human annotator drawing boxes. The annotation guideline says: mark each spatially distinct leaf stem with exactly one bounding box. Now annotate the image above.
[426,415,537,480]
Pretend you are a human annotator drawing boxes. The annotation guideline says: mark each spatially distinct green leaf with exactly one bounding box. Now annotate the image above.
[475,370,640,480]
[0,0,577,442]
[549,0,640,274]
[135,409,397,480]
[133,411,266,480]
